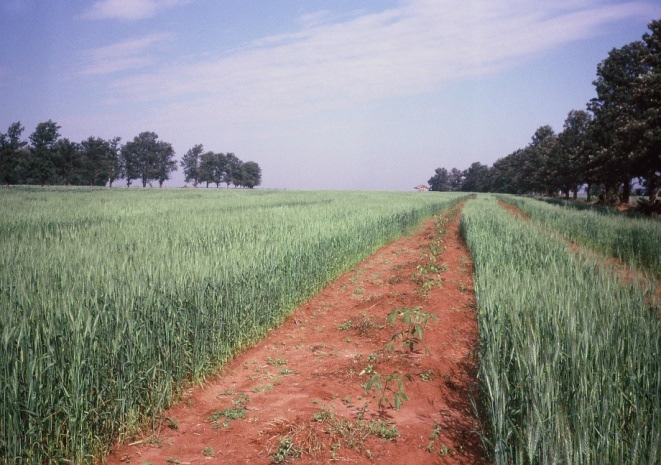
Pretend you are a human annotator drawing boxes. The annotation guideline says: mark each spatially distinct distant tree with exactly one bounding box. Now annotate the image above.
[460,162,490,192]
[28,120,61,184]
[428,167,451,191]
[199,151,227,188]
[80,137,113,185]
[53,138,82,185]
[224,153,242,187]
[241,161,262,188]
[121,132,175,187]
[0,122,27,184]
[198,151,215,188]
[555,110,595,199]
[154,141,177,188]
[526,125,558,195]
[181,144,204,187]
[448,168,463,191]
[107,137,122,187]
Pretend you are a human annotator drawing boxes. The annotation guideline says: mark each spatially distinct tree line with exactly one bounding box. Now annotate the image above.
[429,19,660,208]
[0,120,262,188]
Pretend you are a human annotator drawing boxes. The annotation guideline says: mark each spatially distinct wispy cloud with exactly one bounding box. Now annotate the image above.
[101,0,660,126]
[78,33,173,76]
[81,0,189,21]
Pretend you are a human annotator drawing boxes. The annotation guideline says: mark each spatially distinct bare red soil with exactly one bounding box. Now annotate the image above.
[104,204,486,465]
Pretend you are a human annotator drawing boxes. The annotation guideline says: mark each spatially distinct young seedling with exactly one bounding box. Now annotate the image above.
[387,307,437,352]
[363,372,409,412]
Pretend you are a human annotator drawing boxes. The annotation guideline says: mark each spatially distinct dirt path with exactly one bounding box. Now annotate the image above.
[105,203,486,465]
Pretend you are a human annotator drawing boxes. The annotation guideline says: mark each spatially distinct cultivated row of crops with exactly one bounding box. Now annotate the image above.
[461,196,659,464]
[498,194,661,277]
[0,187,466,463]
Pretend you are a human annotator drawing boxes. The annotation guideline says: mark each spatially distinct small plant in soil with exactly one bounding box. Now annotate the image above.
[203,446,215,457]
[363,372,409,412]
[338,320,353,331]
[209,394,249,427]
[387,306,437,352]
[271,436,302,464]
[165,417,178,430]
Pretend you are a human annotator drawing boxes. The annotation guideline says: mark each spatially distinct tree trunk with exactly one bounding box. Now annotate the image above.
[602,182,618,205]
[573,189,578,200]
[586,182,592,202]
[620,179,631,205]
[647,173,658,203]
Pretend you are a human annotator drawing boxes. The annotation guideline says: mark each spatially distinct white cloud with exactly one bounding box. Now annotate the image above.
[78,33,173,76]
[81,0,189,21]
[100,0,660,130]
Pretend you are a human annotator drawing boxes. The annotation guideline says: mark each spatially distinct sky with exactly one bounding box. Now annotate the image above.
[1,0,659,190]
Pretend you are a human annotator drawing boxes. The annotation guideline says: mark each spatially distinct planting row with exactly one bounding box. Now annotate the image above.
[462,195,659,464]
[0,188,465,463]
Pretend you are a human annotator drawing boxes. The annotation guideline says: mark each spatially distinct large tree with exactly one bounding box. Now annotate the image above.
[590,41,649,204]
[0,122,27,184]
[632,19,661,202]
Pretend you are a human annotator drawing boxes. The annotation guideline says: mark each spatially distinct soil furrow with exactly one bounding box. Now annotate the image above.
[104,203,485,464]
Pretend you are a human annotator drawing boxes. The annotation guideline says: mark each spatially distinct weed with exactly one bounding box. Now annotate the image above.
[363,372,409,411]
[203,446,215,457]
[338,320,353,331]
[419,371,434,382]
[165,417,178,430]
[313,409,334,422]
[266,357,287,366]
[387,307,437,352]
[209,394,249,426]
[270,436,301,464]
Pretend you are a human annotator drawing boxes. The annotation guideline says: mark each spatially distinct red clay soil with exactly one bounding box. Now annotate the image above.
[103,204,487,465]
[497,199,661,302]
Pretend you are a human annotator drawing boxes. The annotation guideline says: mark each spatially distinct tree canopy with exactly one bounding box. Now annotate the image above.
[0,125,262,189]
[427,19,660,210]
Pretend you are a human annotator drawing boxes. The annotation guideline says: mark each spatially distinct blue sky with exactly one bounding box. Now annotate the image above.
[1,0,659,190]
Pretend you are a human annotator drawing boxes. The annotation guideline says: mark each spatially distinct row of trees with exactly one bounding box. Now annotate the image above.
[180,145,261,188]
[429,19,660,205]
[0,121,262,188]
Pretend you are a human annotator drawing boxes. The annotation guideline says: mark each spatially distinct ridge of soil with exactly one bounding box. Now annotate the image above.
[104,203,486,465]
[497,199,660,302]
